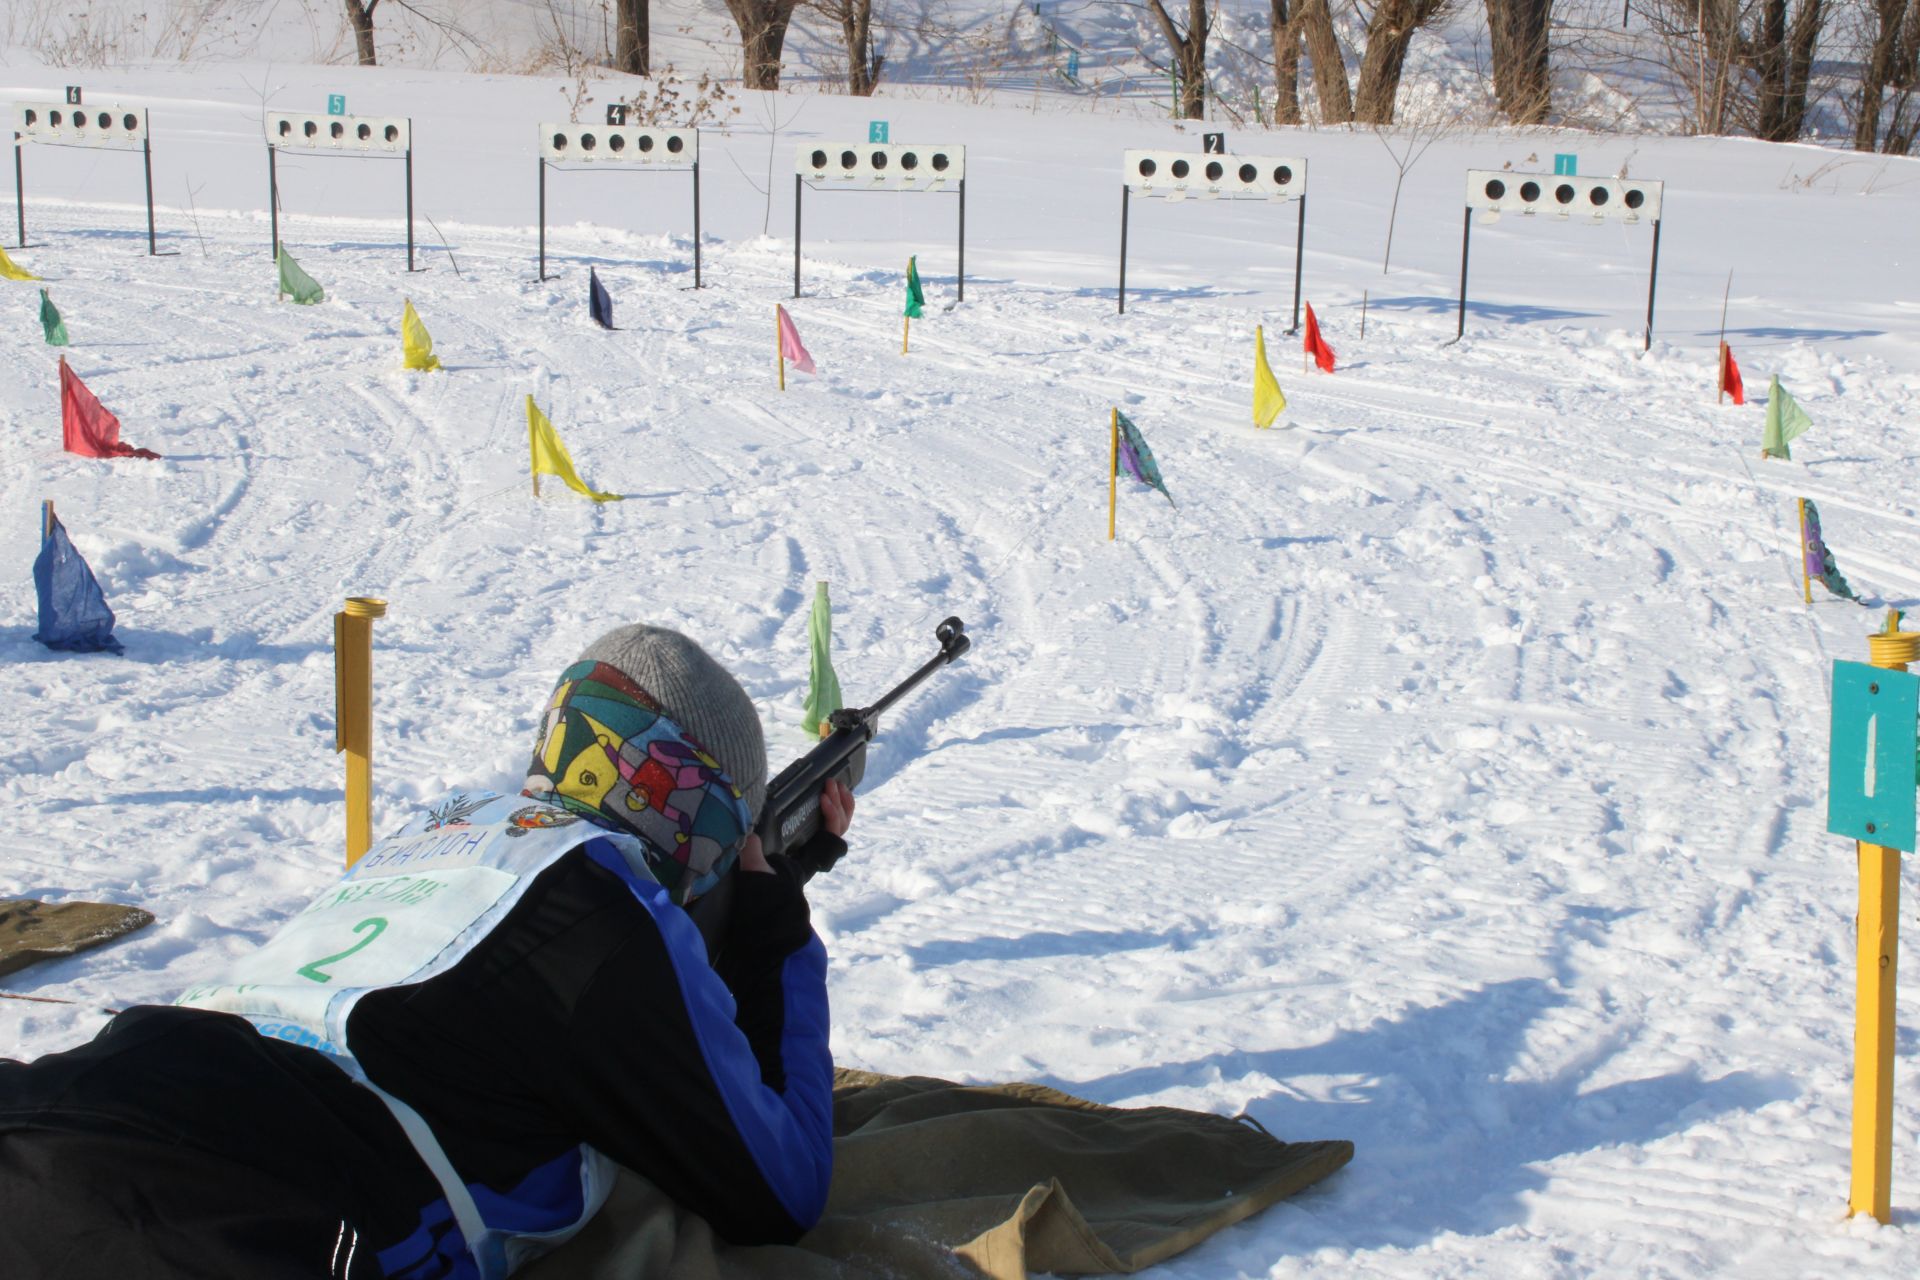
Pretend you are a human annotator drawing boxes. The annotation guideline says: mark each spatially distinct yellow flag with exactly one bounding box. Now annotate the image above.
[0,245,42,282]
[401,298,443,371]
[1253,325,1286,428]
[527,396,622,503]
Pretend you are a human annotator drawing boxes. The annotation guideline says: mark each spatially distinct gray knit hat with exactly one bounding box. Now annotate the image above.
[560,624,767,825]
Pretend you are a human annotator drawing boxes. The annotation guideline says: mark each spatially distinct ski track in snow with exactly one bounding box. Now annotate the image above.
[3,157,1919,1276]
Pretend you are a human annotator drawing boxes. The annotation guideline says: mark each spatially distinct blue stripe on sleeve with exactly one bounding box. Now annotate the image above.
[582,842,834,1226]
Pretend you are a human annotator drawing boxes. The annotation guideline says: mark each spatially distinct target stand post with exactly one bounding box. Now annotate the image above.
[266,112,416,270]
[1455,169,1666,348]
[1117,149,1307,327]
[793,142,967,300]
[535,123,701,286]
[11,100,164,254]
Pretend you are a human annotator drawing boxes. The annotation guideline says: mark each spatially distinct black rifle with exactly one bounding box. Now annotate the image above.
[691,616,971,958]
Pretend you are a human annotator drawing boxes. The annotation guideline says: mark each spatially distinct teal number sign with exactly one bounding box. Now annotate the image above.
[298,916,389,983]
[868,120,889,143]
[1828,661,1919,851]
[1553,153,1578,175]
[327,94,346,116]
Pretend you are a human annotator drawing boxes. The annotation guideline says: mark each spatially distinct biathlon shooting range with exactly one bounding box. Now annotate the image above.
[266,109,417,271]
[1454,167,1665,350]
[537,108,701,286]
[793,139,965,299]
[11,90,161,256]
[1118,135,1307,326]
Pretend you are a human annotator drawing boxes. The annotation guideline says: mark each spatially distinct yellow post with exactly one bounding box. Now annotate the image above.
[1850,613,1919,1223]
[1108,408,1118,542]
[1798,499,1812,605]
[334,596,388,867]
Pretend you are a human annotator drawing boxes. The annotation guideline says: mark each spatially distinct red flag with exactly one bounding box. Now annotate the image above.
[1718,342,1744,405]
[1303,303,1336,373]
[61,357,160,460]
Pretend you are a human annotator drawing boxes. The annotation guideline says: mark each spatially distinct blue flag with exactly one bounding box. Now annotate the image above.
[589,267,614,330]
[34,511,121,653]
[1115,410,1175,506]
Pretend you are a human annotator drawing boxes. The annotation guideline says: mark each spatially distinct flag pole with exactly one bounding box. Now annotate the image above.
[1718,270,1733,403]
[42,498,53,544]
[778,308,786,391]
[528,397,540,498]
[1108,408,1118,542]
[903,314,910,356]
[1798,499,1812,604]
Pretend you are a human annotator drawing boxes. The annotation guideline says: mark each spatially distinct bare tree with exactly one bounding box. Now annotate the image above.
[1270,0,1303,124]
[1147,0,1213,120]
[1486,0,1553,123]
[1352,0,1455,124]
[724,0,802,90]
[1849,0,1920,150]
[809,0,883,95]
[344,0,379,65]
[1644,0,1830,141]
[614,0,649,75]
[1292,0,1354,122]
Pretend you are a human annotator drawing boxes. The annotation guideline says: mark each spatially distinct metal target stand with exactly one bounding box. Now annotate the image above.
[1117,148,1307,328]
[1452,169,1666,351]
[792,142,966,300]
[266,111,417,271]
[11,98,162,255]
[536,121,701,286]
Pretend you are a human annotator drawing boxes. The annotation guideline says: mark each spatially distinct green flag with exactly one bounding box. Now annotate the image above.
[1761,375,1812,460]
[800,581,844,737]
[39,289,68,346]
[904,256,925,319]
[277,246,325,305]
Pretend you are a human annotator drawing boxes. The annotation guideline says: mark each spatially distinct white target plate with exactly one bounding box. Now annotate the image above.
[539,124,697,166]
[13,101,147,149]
[1466,170,1663,222]
[795,142,965,189]
[267,112,410,154]
[1124,150,1306,201]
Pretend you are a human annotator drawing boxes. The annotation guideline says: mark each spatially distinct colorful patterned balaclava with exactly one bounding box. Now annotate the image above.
[523,627,764,904]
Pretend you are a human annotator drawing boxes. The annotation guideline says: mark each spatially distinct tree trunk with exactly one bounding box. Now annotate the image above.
[344,0,379,67]
[1486,0,1553,124]
[1270,0,1303,124]
[724,0,800,90]
[614,0,649,76]
[1353,0,1448,125]
[844,0,878,96]
[1747,0,1824,142]
[1293,0,1353,122]
[1148,0,1211,120]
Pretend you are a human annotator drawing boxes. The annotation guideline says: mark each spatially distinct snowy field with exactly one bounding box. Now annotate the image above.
[4,41,1920,1280]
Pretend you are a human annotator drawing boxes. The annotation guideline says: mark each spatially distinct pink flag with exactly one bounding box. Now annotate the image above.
[61,357,159,460]
[777,304,816,375]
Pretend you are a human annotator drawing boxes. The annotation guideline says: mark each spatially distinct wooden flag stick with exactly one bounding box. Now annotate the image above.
[1717,270,1733,402]
[903,314,910,356]
[1360,290,1369,340]
[778,309,786,391]
[42,499,54,543]
[1799,498,1812,604]
[1108,408,1118,542]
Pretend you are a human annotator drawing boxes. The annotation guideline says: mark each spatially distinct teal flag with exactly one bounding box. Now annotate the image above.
[801,582,844,737]
[1115,410,1175,506]
[1761,375,1812,459]
[39,289,68,346]
[904,256,925,319]
[1802,500,1858,600]
[277,247,325,305]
